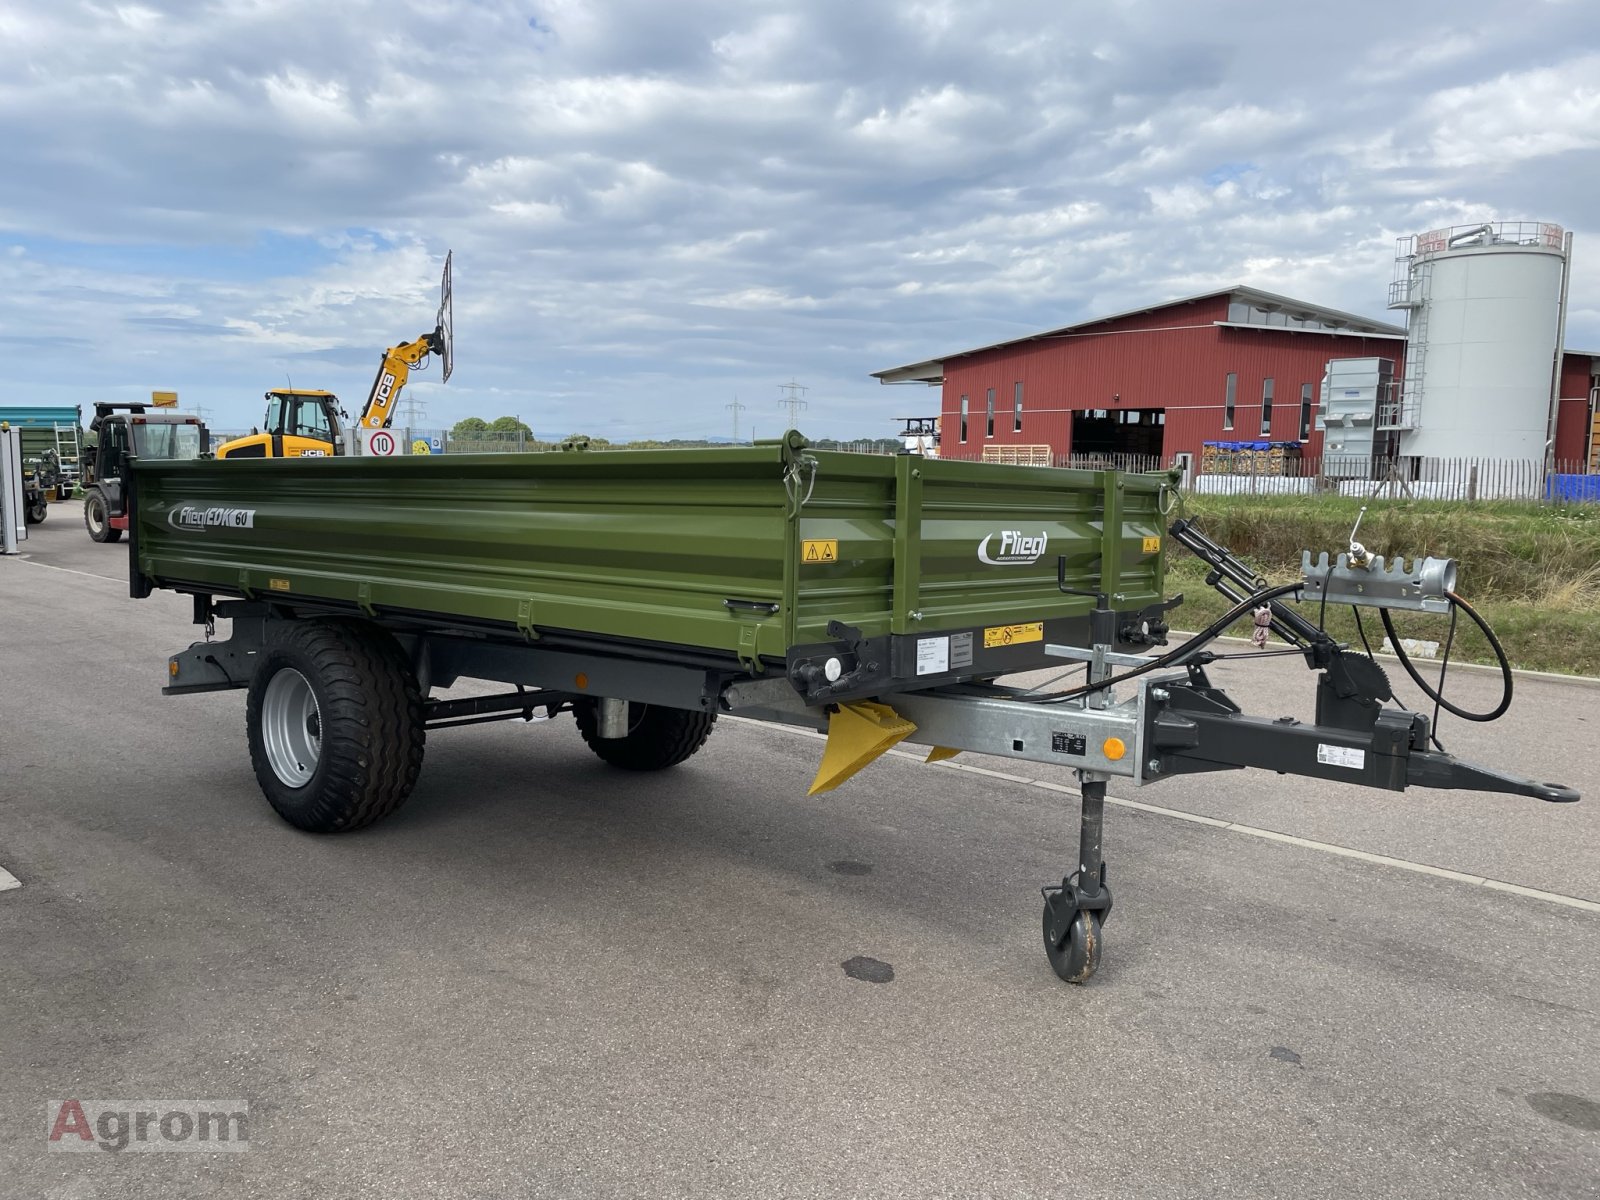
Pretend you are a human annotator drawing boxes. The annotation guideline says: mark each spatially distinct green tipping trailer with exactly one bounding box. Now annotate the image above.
[0,405,83,505]
[132,432,1171,691]
[129,435,1576,984]
[0,405,83,462]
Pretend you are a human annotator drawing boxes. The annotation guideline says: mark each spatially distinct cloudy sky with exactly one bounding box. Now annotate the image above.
[2,0,1597,440]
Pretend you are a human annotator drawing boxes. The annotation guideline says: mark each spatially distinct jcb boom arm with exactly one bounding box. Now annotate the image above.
[357,330,446,430]
[357,248,454,430]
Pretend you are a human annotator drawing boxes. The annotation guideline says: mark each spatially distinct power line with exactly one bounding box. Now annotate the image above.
[726,394,747,443]
[396,394,428,429]
[777,379,808,430]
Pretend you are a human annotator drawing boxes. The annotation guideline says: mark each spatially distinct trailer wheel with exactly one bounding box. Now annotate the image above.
[246,620,425,832]
[1043,904,1102,984]
[84,490,120,542]
[574,700,716,771]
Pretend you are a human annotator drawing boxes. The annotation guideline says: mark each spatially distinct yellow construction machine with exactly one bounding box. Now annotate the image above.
[216,252,453,459]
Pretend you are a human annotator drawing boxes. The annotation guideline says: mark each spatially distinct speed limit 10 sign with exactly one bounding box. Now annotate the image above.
[363,429,399,456]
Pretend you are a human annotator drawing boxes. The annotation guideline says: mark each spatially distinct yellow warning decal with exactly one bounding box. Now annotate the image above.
[268,578,291,592]
[983,621,1043,649]
[801,539,839,564]
[1142,536,1161,554]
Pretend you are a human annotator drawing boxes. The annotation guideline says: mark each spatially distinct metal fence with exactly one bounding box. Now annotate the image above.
[1192,456,1599,503]
[437,431,531,453]
[1057,452,1166,473]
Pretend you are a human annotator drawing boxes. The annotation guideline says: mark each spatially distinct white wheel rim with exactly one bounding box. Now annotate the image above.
[262,668,321,788]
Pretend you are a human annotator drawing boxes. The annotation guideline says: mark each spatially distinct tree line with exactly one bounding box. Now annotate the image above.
[450,417,900,454]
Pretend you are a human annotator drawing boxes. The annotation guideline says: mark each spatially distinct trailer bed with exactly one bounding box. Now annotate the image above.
[131,435,1171,699]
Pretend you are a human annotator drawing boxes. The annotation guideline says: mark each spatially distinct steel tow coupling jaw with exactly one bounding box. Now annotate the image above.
[1406,749,1580,804]
[1140,678,1581,805]
[1359,706,1579,804]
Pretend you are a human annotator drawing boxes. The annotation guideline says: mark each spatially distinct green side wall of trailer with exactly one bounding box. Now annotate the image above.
[131,436,1171,665]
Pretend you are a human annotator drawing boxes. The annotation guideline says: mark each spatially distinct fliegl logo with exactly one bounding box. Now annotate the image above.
[977,529,1049,566]
[168,505,257,532]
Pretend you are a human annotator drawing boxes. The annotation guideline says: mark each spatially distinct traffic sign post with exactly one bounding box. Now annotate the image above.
[362,429,400,457]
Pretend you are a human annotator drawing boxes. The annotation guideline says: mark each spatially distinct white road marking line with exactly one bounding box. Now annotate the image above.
[1104,794,1231,829]
[1480,879,1600,913]
[932,761,1036,783]
[11,557,123,584]
[733,715,1600,915]
[0,866,21,893]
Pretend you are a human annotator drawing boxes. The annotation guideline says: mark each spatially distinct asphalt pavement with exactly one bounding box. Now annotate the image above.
[3,509,1598,1199]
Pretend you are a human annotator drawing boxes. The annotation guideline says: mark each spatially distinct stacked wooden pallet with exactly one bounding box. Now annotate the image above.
[1201,440,1303,476]
[981,444,1054,467]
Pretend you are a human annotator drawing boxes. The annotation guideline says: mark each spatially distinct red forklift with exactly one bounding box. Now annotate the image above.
[81,403,208,543]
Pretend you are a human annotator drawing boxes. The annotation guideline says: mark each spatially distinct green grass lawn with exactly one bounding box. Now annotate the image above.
[1165,494,1600,676]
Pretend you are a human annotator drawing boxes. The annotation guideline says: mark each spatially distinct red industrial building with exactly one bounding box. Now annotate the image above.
[874,286,1599,471]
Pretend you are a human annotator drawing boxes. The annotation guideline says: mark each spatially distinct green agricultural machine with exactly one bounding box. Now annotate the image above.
[0,404,84,522]
[126,434,1576,983]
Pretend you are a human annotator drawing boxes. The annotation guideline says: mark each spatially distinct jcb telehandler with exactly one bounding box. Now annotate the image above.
[216,252,453,459]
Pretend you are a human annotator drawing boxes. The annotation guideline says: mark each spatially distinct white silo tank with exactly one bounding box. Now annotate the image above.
[1388,222,1570,462]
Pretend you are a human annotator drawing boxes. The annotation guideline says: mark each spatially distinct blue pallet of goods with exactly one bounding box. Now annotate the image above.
[1545,474,1600,503]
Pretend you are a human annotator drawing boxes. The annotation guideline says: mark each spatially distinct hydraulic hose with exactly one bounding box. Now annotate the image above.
[1378,591,1512,722]
[1031,580,1306,704]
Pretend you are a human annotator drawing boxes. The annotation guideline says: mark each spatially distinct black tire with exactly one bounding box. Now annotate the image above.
[84,490,121,542]
[245,620,425,832]
[25,500,46,525]
[1042,903,1102,985]
[574,700,716,771]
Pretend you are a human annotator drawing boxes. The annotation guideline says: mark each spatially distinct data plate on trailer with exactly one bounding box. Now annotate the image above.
[1052,732,1088,756]
[916,636,949,675]
[949,631,973,669]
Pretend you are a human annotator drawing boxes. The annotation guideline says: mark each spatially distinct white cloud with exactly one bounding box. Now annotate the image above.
[1422,56,1600,168]
[0,0,1596,436]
